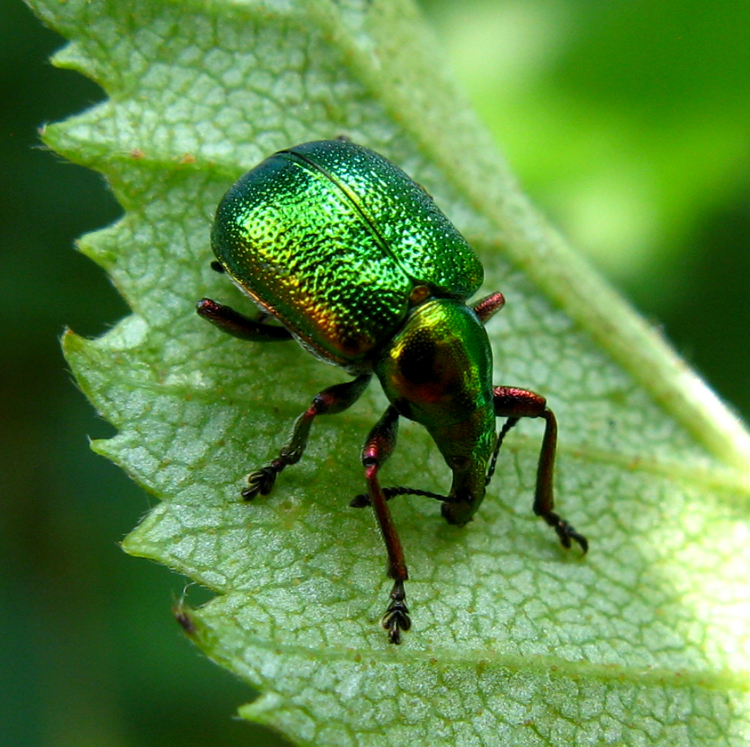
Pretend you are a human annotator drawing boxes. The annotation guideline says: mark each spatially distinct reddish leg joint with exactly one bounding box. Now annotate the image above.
[472,292,505,324]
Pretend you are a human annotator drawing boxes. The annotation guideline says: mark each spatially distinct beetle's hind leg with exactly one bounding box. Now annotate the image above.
[243,373,372,500]
[197,298,293,342]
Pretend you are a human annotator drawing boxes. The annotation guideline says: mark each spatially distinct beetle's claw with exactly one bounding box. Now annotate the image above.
[242,464,279,500]
[556,519,589,554]
[381,580,411,644]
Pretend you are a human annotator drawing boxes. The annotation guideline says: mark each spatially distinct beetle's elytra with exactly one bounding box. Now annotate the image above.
[198,139,587,644]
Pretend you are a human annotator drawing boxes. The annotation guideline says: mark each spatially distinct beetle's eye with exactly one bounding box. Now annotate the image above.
[448,455,470,471]
[398,333,437,385]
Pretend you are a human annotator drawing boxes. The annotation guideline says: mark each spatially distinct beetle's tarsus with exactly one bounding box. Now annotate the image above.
[381,580,411,644]
[242,462,282,500]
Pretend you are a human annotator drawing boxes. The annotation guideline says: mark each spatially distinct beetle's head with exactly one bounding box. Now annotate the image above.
[375,297,496,525]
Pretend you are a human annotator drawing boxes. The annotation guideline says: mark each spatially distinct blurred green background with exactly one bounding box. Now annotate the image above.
[2,0,748,745]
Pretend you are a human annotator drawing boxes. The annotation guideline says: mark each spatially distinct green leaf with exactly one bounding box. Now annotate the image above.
[31,0,750,743]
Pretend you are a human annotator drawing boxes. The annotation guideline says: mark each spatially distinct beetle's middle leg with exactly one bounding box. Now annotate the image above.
[243,373,372,499]
[361,405,411,644]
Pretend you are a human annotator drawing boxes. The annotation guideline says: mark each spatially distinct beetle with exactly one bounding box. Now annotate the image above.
[198,139,587,644]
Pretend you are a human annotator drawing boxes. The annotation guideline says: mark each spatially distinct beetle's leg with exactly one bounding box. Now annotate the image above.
[472,292,505,324]
[197,298,293,342]
[493,386,588,553]
[243,374,372,500]
[361,405,411,644]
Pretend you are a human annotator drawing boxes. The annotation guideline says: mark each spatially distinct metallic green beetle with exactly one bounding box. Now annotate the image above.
[198,139,587,644]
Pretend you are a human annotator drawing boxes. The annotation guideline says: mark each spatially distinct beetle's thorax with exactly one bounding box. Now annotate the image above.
[375,297,496,521]
[375,296,494,424]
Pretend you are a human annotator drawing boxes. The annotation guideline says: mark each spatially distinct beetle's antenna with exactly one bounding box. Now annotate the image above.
[485,417,520,487]
[353,417,525,507]
[350,485,447,508]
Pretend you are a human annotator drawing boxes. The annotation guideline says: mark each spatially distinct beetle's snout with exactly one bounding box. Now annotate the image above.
[441,498,477,526]
[441,469,487,526]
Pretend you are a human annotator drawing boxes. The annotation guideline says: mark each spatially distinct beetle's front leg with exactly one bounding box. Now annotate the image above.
[493,386,588,553]
[243,374,372,499]
[361,405,411,644]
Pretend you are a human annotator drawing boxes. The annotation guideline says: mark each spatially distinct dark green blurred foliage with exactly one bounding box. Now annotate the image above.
[2,0,748,745]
